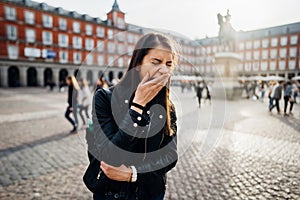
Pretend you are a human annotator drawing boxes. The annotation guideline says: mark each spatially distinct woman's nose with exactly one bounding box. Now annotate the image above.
[158,65,169,74]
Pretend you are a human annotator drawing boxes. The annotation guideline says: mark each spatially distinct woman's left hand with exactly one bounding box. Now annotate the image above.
[100,161,132,182]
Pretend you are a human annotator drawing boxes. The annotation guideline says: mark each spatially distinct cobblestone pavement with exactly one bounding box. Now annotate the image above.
[0,87,299,200]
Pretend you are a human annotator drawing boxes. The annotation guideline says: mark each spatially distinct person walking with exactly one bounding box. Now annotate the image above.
[270,81,283,114]
[65,76,79,133]
[84,33,178,200]
[78,79,92,127]
[195,82,203,108]
[283,81,294,116]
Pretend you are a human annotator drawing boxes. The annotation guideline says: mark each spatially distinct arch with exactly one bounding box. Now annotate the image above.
[59,68,68,86]
[108,71,114,82]
[74,69,81,79]
[87,70,93,85]
[44,68,53,86]
[8,66,20,87]
[27,67,38,86]
[118,71,123,79]
[98,70,104,79]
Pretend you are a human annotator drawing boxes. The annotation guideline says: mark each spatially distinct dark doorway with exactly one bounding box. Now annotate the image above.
[59,69,68,86]
[27,67,38,86]
[87,70,93,85]
[44,68,53,86]
[98,70,103,79]
[118,71,123,79]
[108,71,114,82]
[8,66,20,87]
[74,69,81,79]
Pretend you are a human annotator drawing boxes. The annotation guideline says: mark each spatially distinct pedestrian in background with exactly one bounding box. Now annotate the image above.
[283,81,294,116]
[270,81,283,114]
[65,76,79,133]
[195,81,203,108]
[78,79,92,127]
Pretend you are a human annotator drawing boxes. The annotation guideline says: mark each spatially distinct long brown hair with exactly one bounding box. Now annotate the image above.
[118,33,179,136]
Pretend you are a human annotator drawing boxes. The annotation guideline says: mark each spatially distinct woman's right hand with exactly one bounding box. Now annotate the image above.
[133,66,171,107]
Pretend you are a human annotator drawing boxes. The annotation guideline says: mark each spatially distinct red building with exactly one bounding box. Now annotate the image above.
[0,0,141,87]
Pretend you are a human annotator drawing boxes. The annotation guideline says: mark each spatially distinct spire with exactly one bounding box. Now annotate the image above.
[112,0,121,12]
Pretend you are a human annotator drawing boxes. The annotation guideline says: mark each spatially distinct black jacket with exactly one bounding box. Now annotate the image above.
[91,87,178,199]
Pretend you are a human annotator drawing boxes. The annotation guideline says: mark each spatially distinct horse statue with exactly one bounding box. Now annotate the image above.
[217,10,237,52]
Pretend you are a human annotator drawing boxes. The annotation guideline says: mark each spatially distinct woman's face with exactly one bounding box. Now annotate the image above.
[139,46,174,80]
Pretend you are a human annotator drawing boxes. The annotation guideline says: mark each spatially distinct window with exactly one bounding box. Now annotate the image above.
[128,34,134,43]
[261,62,268,71]
[254,40,260,49]
[279,61,285,70]
[97,40,104,52]
[73,22,81,33]
[42,14,53,28]
[290,35,298,45]
[245,62,251,72]
[270,61,276,71]
[59,18,67,30]
[118,44,124,54]
[85,38,94,50]
[289,47,297,58]
[271,38,278,47]
[96,27,104,38]
[59,51,68,63]
[86,25,93,36]
[73,36,82,49]
[262,39,269,48]
[212,46,217,53]
[108,30,113,40]
[58,34,69,47]
[262,50,268,60]
[253,62,259,71]
[118,58,123,67]
[7,45,18,59]
[5,6,16,21]
[246,41,252,50]
[279,48,287,58]
[108,42,115,53]
[127,46,134,55]
[97,55,104,65]
[289,60,296,70]
[280,36,288,46]
[6,25,17,40]
[246,52,251,61]
[108,56,114,65]
[26,29,35,43]
[239,43,244,50]
[86,54,94,65]
[73,52,82,64]
[270,49,277,59]
[207,47,211,54]
[118,32,125,42]
[42,31,53,45]
[117,18,125,29]
[24,11,34,24]
[254,51,260,60]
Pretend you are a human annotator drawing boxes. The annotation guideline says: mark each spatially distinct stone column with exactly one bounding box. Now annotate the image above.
[52,68,59,87]
[0,66,9,87]
[37,67,44,87]
[19,66,27,87]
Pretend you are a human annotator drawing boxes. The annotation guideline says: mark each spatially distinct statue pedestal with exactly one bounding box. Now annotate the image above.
[212,52,243,100]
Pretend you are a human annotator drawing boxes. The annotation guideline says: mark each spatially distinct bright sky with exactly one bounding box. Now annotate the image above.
[41,0,300,40]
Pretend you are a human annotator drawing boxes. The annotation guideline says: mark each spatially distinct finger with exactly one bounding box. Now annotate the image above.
[140,72,150,85]
[149,66,163,78]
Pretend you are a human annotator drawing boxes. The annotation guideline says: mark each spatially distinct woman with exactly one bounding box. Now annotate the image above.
[65,76,79,133]
[88,33,179,200]
[78,79,92,127]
